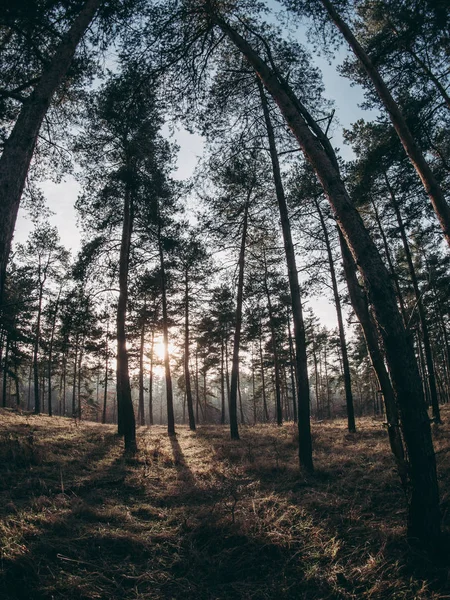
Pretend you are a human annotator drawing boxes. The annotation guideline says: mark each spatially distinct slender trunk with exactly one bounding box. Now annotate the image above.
[259,321,269,422]
[184,269,196,430]
[318,0,450,247]
[47,288,61,418]
[148,329,154,425]
[14,357,20,406]
[371,199,407,324]
[102,322,109,424]
[138,304,146,427]
[238,374,245,424]
[220,336,226,424]
[72,334,78,417]
[315,199,356,431]
[158,216,175,436]
[33,281,44,413]
[2,337,9,407]
[258,79,313,469]
[339,229,408,490]
[0,0,103,300]
[116,184,136,451]
[215,20,439,543]
[262,249,283,426]
[384,174,440,423]
[195,345,200,422]
[77,341,83,419]
[287,309,298,423]
[229,197,251,440]
[252,346,257,424]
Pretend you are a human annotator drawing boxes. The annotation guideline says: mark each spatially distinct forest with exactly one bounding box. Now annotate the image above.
[1,0,450,598]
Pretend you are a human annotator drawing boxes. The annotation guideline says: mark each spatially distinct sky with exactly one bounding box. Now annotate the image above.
[12,11,376,330]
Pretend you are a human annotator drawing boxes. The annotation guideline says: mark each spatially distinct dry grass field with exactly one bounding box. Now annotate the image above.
[1,407,450,599]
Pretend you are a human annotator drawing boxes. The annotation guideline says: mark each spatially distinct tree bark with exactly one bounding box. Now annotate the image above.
[148,329,154,425]
[258,79,313,470]
[384,173,440,423]
[214,18,440,545]
[259,318,269,422]
[116,184,137,452]
[262,248,283,426]
[158,215,175,436]
[184,268,196,430]
[138,303,146,427]
[287,308,298,423]
[47,287,62,417]
[0,0,103,300]
[229,196,250,440]
[315,199,356,432]
[339,228,408,491]
[318,0,450,247]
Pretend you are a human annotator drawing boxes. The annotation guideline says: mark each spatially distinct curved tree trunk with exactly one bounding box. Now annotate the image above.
[0,0,103,300]
[215,17,440,545]
[339,228,409,491]
[318,0,450,247]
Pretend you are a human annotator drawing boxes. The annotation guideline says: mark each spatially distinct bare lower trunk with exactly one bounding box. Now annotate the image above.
[116,185,136,452]
[184,271,196,430]
[229,197,251,440]
[384,174,440,423]
[158,217,175,436]
[339,229,408,491]
[315,199,355,432]
[138,308,146,427]
[258,79,312,469]
[262,249,283,426]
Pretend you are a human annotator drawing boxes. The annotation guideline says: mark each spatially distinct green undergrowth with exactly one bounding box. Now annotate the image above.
[1,407,450,599]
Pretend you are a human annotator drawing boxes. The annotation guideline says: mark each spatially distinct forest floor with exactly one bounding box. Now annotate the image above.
[1,409,450,599]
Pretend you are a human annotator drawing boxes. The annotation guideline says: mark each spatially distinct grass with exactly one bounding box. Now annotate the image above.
[1,407,450,599]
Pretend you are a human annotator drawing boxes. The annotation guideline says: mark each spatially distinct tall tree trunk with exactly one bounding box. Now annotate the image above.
[33,280,44,413]
[315,199,356,432]
[47,287,62,418]
[184,269,196,430]
[0,0,103,300]
[229,196,251,440]
[220,336,226,424]
[287,308,298,423]
[2,337,9,407]
[258,79,312,469]
[214,19,440,544]
[338,229,408,491]
[148,329,154,425]
[102,320,109,424]
[318,0,450,247]
[384,173,440,423]
[262,249,283,426]
[259,320,269,422]
[371,199,407,324]
[116,185,136,452]
[72,334,78,417]
[158,216,175,436]
[138,304,146,427]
